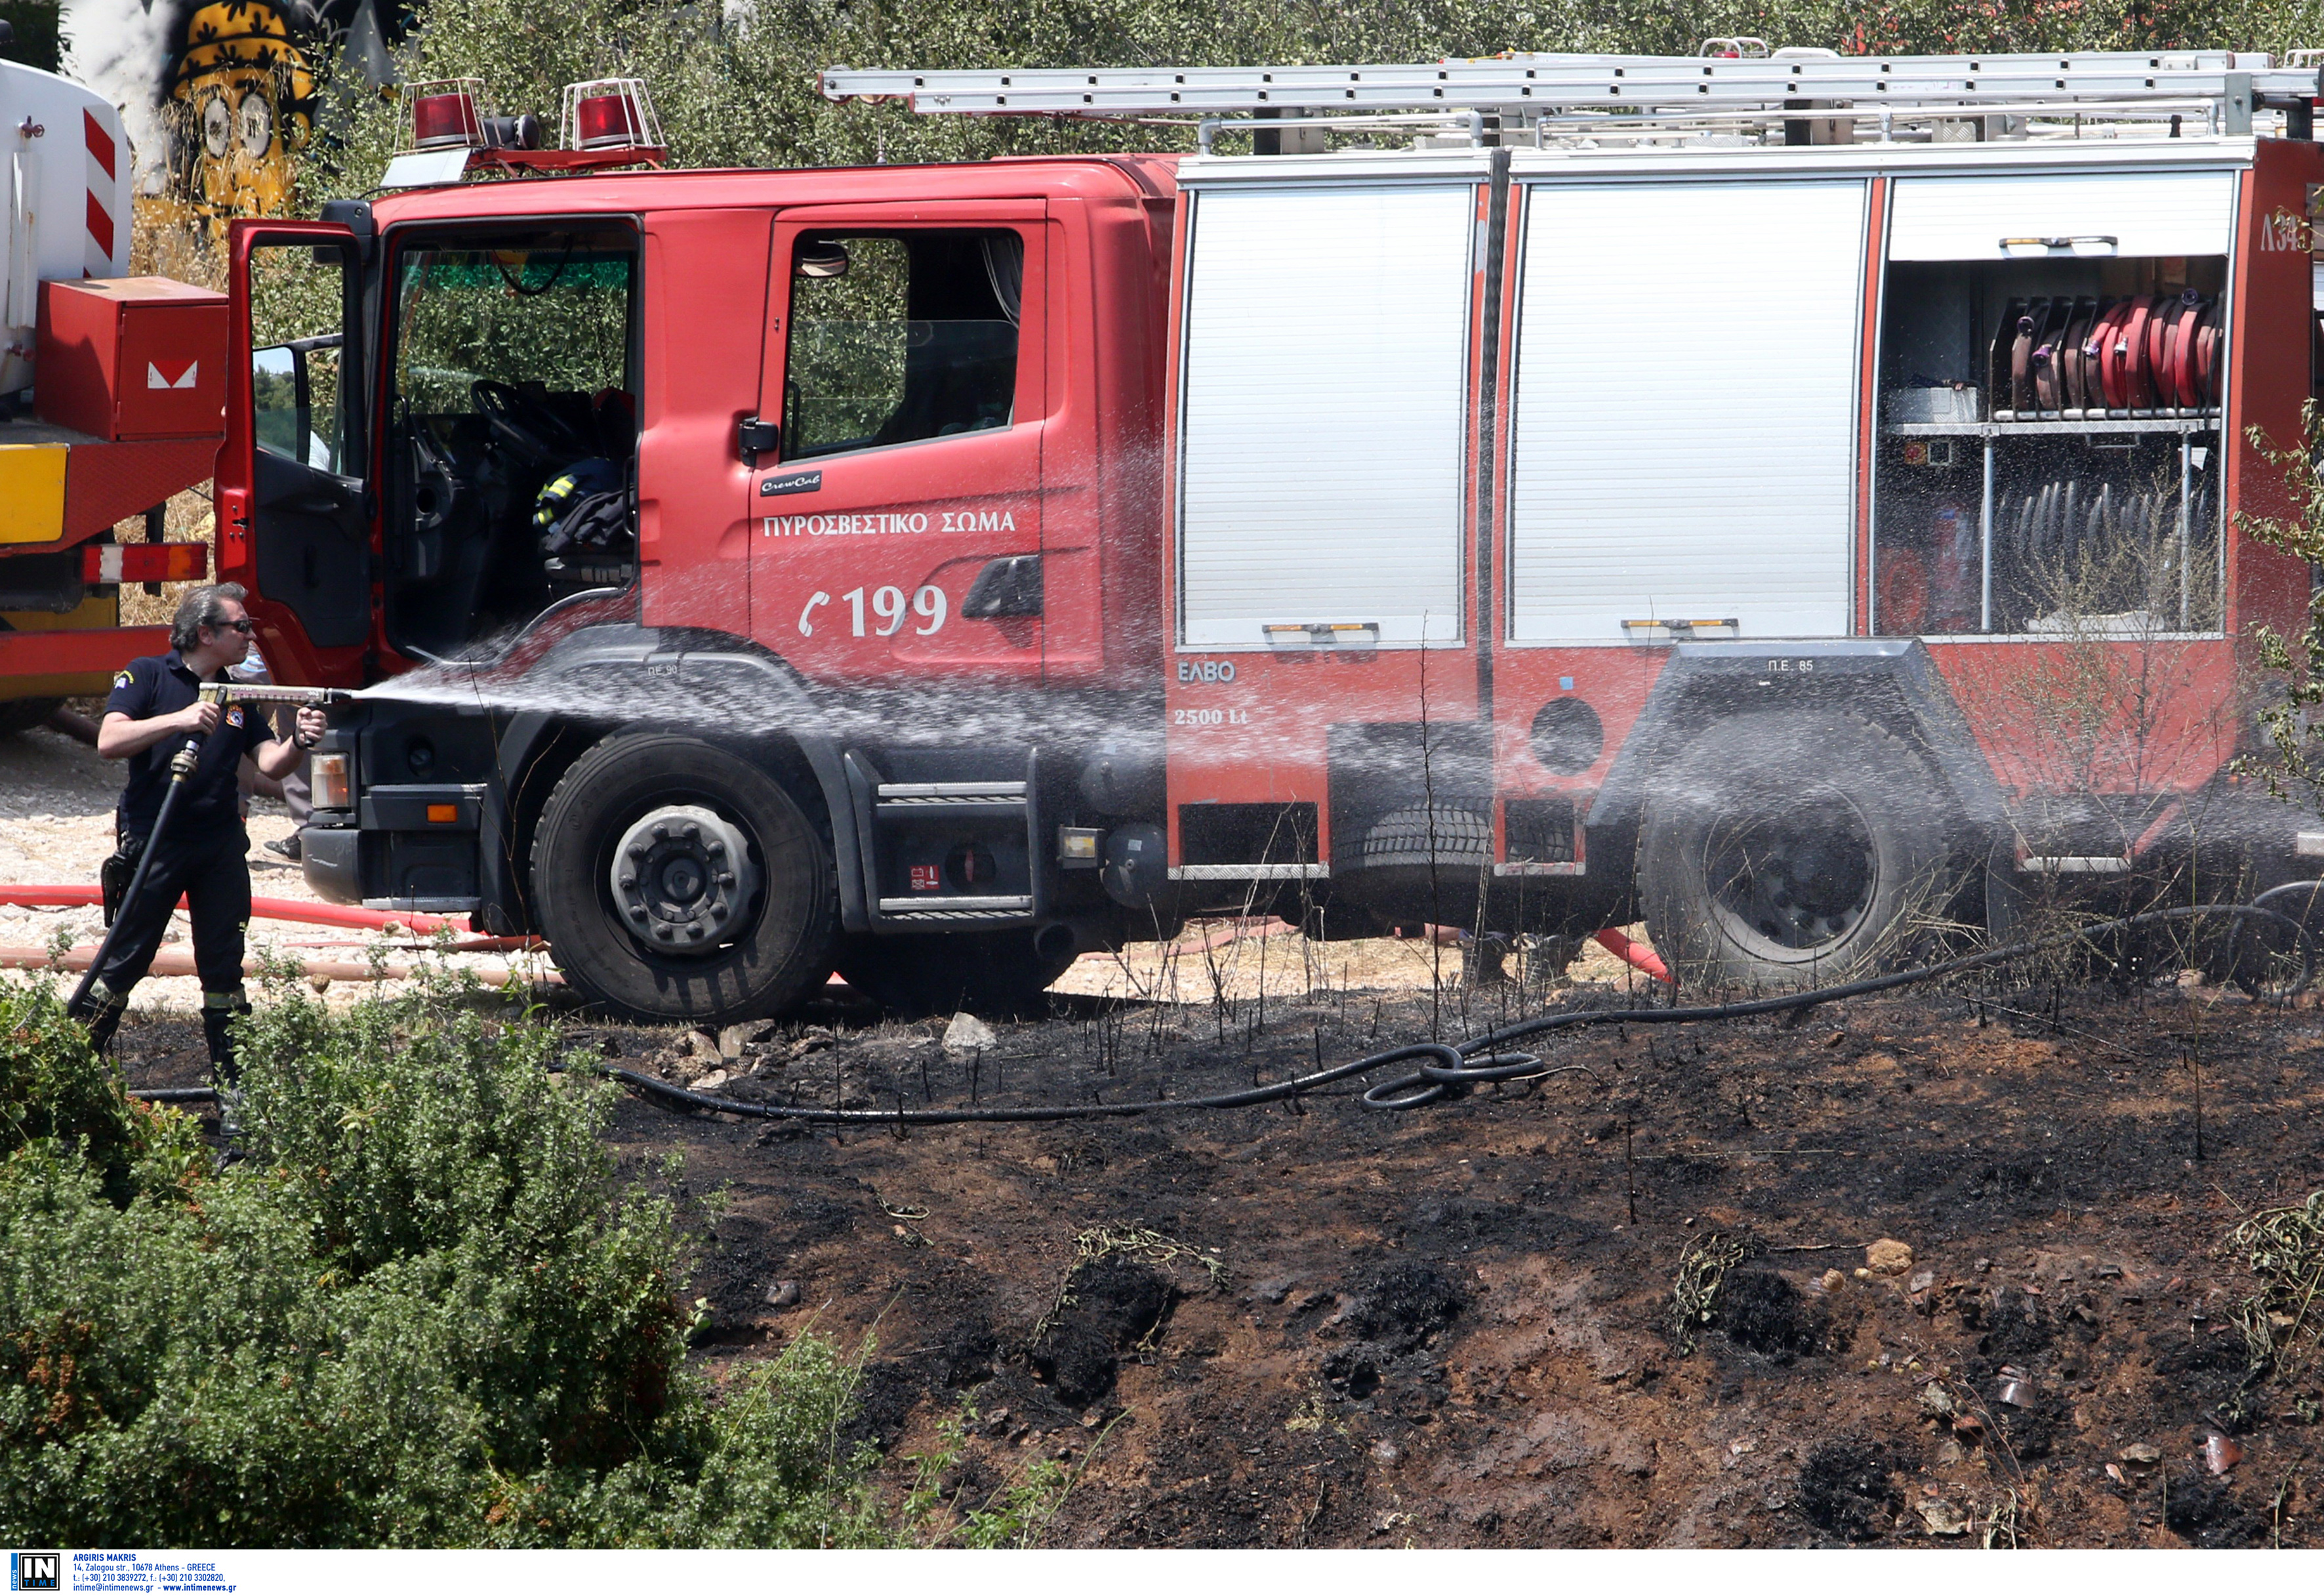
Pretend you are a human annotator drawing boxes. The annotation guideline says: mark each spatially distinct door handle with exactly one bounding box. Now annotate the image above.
[962,554,1043,617]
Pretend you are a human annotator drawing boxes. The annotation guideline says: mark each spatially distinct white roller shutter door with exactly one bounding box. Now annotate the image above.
[1888,171,2235,261]
[1178,186,1473,648]
[1508,180,1867,644]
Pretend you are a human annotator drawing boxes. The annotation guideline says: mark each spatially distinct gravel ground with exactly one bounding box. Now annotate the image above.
[0,721,551,1016]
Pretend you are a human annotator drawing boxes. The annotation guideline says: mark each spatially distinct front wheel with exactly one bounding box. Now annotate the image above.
[1638,713,1960,990]
[531,734,836,1024]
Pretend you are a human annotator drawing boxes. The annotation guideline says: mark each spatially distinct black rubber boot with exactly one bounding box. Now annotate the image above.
[201,1003,245,1085]
[203,997,250,1167]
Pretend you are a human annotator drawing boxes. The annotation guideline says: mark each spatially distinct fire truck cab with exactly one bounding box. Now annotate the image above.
[227,53,2324,1021]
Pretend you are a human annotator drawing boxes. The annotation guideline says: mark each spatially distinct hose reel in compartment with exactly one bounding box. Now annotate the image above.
[1990,291,2223,421]
[1876,246,2228,638]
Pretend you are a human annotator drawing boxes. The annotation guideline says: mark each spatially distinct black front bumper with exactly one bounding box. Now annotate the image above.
[298,824,363,905]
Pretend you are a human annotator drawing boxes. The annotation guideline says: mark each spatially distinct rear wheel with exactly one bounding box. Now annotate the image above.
[1638,713,1959,989]
[835,929,1078,1019]
[531,733,836,1024]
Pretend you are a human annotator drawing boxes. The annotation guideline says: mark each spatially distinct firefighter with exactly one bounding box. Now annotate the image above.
[66,584,325,1077]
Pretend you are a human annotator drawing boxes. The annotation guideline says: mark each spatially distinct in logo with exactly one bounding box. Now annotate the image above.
[11,1552,60,1591]
[146,359,200,391]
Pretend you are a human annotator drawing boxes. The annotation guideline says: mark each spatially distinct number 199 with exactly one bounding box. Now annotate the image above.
[842,584,948,636]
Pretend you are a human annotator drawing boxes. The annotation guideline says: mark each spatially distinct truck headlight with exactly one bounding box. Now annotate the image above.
[312,750,352,811]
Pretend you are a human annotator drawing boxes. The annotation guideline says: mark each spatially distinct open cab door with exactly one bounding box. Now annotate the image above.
[218,220,371,687]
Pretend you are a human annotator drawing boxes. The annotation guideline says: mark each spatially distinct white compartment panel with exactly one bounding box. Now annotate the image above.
[1508,180,1868,644]
[1178,186,1473,647]
[1888,171,2235,261]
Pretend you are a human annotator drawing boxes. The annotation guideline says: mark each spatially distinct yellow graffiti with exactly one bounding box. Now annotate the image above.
[165,0,316,229]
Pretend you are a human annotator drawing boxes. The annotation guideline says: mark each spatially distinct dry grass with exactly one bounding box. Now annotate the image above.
[1051,920,1657,1004]
[111,488,218,630]
[2227,1189,2324,1415]
[129,197,226,293]
[1666,1229,1756,1357]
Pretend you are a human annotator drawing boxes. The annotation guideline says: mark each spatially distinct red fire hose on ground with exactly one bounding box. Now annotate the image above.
[5,885,1667,989]
[0,884,547,983]
[1593,926,1675,985]
[2,885,472,936]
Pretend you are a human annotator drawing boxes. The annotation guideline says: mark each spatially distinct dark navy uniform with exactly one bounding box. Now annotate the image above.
[81,651,280,1067]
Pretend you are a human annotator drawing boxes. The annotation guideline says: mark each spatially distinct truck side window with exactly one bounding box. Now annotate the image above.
[783,230,1022,460]
[251,338,346,472]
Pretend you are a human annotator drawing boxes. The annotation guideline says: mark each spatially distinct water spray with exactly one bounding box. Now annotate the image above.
[119,898,2316,1114]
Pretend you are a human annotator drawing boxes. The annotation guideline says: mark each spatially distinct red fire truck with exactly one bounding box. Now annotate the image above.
[224,52,2324,1020]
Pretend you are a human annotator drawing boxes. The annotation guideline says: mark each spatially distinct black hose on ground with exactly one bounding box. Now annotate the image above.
[2222,880,2324,988]
[126,899,2316,1120]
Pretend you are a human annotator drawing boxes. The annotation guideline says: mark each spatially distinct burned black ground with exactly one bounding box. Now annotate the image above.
[109,973,2324,1546]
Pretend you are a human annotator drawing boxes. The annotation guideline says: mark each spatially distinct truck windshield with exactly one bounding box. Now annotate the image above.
[393,234,633,409]
[382,224,641,658]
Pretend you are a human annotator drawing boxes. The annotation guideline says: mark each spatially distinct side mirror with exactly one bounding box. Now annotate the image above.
[252,335,344,470]
[796,240,850,279]
[251,344,312,462]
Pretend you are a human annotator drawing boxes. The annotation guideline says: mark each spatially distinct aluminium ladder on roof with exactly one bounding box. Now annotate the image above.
[820,52,2322,121]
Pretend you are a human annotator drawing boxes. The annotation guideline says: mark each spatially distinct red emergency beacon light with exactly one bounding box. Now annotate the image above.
[382,76,658,182]
[561,78,662,152]
[405,79,487,149]
[573,91,636,147]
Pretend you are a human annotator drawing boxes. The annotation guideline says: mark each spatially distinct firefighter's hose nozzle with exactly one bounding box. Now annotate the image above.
[197,683,353,707]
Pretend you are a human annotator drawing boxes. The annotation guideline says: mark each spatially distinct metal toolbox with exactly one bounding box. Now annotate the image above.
[35,276,228,441]
[1886,386,1983,424]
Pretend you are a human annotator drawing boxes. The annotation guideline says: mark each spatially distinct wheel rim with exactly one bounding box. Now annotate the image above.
[607,803,762,957]
[1702,789,1879,957]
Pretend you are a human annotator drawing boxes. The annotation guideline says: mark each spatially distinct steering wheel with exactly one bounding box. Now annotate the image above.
[471,379,590,467]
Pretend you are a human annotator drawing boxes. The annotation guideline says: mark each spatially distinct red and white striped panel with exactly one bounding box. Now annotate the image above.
[83,108,117,276]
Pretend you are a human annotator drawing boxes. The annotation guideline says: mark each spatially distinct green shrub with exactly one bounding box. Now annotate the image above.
[0,976,884,1547]
[0,986,192,1201]
[285,0,2277,213]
